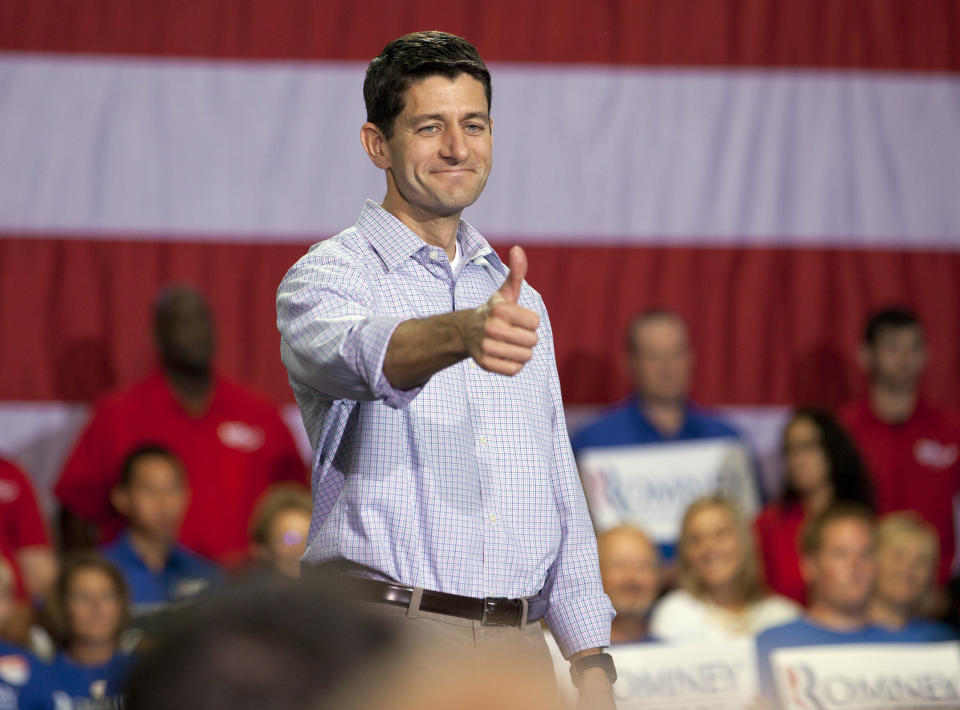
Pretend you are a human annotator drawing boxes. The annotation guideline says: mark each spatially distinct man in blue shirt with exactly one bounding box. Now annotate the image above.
[102,445,220,616]
[572,309,739,453]
[756,504,909,707]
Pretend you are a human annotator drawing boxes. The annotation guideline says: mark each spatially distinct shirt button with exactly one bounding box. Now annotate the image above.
[430,250,440,260]
[478,435,487,446]
[469,360,477,369]
[487,514,497,523]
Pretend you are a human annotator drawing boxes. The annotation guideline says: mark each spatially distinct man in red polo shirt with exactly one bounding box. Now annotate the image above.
[55,287,307,567]
[840,307,960,584]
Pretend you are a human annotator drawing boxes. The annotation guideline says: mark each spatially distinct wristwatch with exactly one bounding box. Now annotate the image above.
[569,652,617,687]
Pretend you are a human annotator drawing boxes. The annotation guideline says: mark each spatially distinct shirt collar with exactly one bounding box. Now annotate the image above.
[356,199,503,275]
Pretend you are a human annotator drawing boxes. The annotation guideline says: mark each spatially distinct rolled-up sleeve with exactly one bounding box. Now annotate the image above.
[276,242,423,409]
[536,300,615,658]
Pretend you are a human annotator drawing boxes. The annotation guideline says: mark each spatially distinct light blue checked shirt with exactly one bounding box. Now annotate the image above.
[276,200,613,656]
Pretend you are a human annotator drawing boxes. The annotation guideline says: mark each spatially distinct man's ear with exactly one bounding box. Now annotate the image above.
[361,122,391,170]
[110,486,130,517]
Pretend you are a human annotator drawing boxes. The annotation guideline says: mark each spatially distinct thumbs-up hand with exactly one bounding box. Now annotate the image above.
[465,246,540,376]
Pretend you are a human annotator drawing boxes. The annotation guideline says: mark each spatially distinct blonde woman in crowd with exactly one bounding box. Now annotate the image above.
[869,512,956,641]
[650,496,800,641]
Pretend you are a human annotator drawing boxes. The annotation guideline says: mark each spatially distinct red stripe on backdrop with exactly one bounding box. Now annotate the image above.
[2,237,959,408]
[2,0,959,71]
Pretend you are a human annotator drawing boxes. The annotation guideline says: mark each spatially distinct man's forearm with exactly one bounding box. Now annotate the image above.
[382,310,474,390]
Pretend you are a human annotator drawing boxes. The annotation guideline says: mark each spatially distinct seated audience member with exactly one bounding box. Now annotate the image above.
[650,497,799,641]
[571,310,753,560]
[0,457,57,615]
[572,309,742,451]
[597,526,661,644]
[756,504,894,705]
[869,512,956,641]
[102,445,221,615]
[248,484,312,578]
[0,556,48,709]
[55,286,307,566]
[42,553,136,709]
[754,409,874,605]
[841,307,960,584]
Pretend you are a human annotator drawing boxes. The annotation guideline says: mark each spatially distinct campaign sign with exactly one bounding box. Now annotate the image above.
[578,438,757,541]
[771,642,960,710]
[609,640,759,709]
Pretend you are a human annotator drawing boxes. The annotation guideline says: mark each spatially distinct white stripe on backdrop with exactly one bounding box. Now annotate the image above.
[2,54,960,247]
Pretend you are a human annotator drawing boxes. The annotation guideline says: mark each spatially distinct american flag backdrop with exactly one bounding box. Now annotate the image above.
[1,1,960,504]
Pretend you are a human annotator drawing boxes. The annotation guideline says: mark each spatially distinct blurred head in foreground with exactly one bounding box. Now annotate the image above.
[125,574,564,710]
[870,512,939,628]
[597,525,661,643]
[248,484,312,578]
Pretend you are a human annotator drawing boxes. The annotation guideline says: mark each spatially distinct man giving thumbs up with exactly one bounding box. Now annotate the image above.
[277,31,615,709]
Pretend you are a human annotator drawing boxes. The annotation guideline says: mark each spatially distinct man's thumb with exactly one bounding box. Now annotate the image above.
[498,245,527,303]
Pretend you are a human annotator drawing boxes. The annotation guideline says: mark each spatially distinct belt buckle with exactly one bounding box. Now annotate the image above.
[481,597,521,627]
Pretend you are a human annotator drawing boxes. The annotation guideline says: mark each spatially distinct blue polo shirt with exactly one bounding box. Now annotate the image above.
[101,532,222,613]
[0,642,46,710]
[571,396,741,454]
[889,618,958,642]
[756,618,902,707]
[571,395,745,560]
[43,651,135,709]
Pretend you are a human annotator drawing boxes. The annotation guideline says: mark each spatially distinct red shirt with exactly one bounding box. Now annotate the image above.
[0,457,52,599]
[754,501,807,606]
[841,397,960,582]
[55,371,307,567]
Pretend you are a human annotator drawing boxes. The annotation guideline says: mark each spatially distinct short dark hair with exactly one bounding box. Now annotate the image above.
[781,408,874,509]
[801,502,875,556]
[863,306,923,346]
[124,577,399,710]
[119,444,186,488]
[364,31,491,139]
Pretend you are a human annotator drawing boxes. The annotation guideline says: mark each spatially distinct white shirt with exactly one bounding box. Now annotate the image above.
[649,588,801,642]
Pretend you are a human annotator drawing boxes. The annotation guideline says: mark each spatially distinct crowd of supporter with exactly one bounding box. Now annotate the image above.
[0,290,958,708]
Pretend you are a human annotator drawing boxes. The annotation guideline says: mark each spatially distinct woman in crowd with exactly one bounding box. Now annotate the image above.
[649,496,799,641]
[869,512,956,641]
[754,408,874,604]
[39,552,136,707]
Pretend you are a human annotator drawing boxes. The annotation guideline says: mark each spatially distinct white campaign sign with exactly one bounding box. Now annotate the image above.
[610,640,759,709]
[578,438,758,541]
[772,642,960,710]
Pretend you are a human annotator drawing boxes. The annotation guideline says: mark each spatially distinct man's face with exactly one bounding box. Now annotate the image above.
[155,290,215,373]
[263,508,311,578]
[598,529,661,617]
[628,317,692,405]
[804,518,876,616]
[864,325,926,391]
[379,73,492,221]
[114,455,188,542]
[874,533,936,611]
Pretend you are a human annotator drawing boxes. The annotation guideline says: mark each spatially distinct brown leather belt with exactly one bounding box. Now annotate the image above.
[345,577,544,628]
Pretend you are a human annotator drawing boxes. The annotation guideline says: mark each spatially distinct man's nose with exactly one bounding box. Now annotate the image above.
[440,126,469,161]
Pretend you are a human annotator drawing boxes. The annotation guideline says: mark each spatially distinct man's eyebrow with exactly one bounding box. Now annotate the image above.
[410,111,490,123]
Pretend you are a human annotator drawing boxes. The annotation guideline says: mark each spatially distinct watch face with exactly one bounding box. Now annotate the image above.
[570,652,617,686]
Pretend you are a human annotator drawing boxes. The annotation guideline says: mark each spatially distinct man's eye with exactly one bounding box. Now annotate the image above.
[419,125,440,134]
[464,123,485,134]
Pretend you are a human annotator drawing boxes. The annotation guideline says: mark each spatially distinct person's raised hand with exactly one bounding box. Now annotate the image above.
[464,246,540,375]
